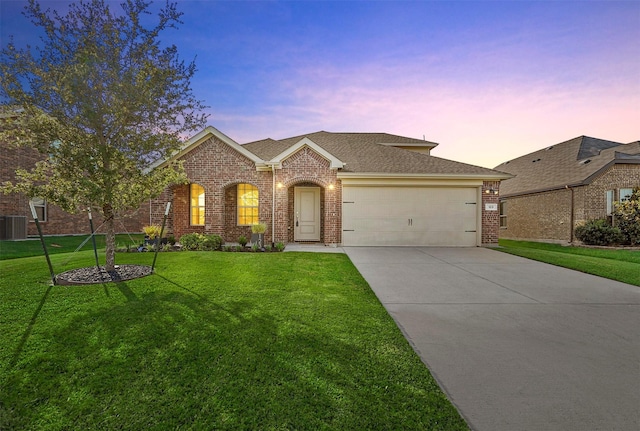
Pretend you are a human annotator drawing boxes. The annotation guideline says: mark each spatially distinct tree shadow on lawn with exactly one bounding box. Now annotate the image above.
[1,277,466,431]
[6,284,53,371]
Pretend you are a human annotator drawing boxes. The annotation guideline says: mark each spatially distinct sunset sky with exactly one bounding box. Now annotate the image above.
[1,0,638,168]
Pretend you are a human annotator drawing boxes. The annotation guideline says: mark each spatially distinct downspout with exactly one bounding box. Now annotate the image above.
[271,164,276,247]
[566,185,574,243]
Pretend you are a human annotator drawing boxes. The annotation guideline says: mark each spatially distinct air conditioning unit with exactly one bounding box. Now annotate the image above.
[1,215,28,240]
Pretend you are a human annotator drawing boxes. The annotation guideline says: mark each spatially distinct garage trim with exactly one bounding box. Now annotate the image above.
[339,176,484,247]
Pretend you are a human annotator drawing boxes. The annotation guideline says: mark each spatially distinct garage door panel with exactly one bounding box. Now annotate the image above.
[353,218,411,232]
[342,186,478,246]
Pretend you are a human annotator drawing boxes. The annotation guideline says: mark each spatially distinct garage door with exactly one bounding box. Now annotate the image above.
[342,186,478,246]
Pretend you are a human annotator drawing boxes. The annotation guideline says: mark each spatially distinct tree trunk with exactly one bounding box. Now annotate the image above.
[104,203,116,271]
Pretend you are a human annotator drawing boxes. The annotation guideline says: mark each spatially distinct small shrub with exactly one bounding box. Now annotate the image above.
[143,224,162,239]
[275,242,286,252]
[264,244,272,252]
[574,219,623,246]
[179,233,223,251]
[166,235,176,245]
[223,245,233,252]
[238,236,248,247]
[202,234,224,251]
[180,233,205,250]
[618,220,640,246]
[251,222,267,234]
[613,187,640,246]
[251,243,260,252]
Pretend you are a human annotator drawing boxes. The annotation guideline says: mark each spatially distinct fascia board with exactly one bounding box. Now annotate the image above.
[379,142,438,149]
[500,183,585,199]
[340,177,486,187]
[582,158,640,186]
[147,126,264,171]
[502,159,640,198]
[266,137,345,169]
[338,172,513,182]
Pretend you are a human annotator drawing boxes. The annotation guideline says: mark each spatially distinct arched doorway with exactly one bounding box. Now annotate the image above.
[294,186,320,241]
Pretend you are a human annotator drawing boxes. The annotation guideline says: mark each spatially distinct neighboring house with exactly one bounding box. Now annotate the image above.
[149,126,511,247]
[495,136,640,243]
[0,139,148,240]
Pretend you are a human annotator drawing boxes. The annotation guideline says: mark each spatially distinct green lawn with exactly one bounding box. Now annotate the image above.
[0,234,145,260]
[497,239,640,286]
[0,251,468,430]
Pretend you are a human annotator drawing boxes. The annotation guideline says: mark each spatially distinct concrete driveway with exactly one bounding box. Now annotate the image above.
[344,247,640,431]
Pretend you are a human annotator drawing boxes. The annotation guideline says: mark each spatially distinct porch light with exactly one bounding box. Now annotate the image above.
[485,189,498,195]
[277,182,283,189]
[328,184,334,190]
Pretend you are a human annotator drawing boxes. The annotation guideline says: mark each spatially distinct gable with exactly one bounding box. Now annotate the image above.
[497,136,640,197]
[245,131,508,178]
[261,137,344,170]
[148,126,263,171]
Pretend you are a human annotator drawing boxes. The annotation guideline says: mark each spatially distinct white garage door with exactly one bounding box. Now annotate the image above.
[342,186,479,246]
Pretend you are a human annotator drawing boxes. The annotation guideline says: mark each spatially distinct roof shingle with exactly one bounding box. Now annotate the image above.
[495,136,640,197]
[243,131,505,176]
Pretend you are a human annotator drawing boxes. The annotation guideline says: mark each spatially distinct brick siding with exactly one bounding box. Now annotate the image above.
[151,136,499,246]
[152,137,341,245]
[1,143,147,237]
[481,181,501,245]
[499,163,640,243]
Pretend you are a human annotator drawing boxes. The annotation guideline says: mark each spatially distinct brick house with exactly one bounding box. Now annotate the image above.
[149,126,511,247]
[495,136,640,243]
[0,140,149,240]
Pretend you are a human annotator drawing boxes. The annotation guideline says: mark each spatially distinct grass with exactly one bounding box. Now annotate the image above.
[0,234,145,260]
[497,239,640,286]
[0,250,468,430]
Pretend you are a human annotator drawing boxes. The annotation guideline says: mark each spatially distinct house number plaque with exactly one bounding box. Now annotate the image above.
[485,203,498,211]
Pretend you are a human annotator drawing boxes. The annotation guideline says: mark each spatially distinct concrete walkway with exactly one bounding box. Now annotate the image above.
[344,247,640,431]
[284,243,345,253]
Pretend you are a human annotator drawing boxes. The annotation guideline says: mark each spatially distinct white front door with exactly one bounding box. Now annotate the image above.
[294,187,321,241]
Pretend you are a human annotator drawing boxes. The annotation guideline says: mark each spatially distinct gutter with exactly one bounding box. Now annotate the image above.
[501,182,585,199]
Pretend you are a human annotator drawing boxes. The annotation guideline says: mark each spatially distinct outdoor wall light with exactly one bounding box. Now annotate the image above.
[328,184,335,190]
[277,182,283,189]
[485,189,498,195]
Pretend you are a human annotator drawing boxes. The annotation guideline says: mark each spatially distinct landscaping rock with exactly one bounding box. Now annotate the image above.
[56,265,152,285]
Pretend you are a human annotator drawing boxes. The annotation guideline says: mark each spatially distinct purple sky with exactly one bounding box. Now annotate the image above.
[1,0,639,168]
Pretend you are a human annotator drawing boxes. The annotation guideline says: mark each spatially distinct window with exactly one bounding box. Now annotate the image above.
[620,188,633,202]
[30,197,47,221]
[499,200,507,228]
[237,183,259,225]
[605,190,614,215]
[190,184,205,225]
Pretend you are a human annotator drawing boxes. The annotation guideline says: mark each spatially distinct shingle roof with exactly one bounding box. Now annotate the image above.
[495,136,640,197]
[243,131,506,176]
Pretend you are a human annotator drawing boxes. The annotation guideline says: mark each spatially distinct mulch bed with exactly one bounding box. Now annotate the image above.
[56,265,153,285]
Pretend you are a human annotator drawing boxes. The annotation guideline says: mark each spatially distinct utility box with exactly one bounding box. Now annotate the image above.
[0,215,28,240]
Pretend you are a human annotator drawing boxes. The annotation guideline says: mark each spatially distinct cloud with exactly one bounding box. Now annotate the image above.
[211,52,639,168]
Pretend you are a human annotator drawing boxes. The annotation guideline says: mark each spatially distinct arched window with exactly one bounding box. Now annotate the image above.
[190,184,205,226]
[237,183,259,225]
